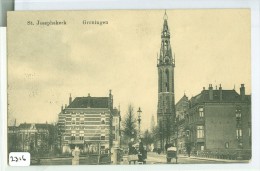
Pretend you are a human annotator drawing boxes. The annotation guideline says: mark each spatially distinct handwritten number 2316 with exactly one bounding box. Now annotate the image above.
[10,155,26,162]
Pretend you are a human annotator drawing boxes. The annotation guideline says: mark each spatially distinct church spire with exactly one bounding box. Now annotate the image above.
[162,10,169,36]
[158,11,174,66]
[157,11,176,125]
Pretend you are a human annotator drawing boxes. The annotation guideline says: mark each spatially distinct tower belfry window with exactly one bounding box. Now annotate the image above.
[164,41,168,50]
[165,69,170,92]
[160,70,163,92]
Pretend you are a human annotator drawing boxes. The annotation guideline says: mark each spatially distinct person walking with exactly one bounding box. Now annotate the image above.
[138,138,146,164]
[128,138,138,164]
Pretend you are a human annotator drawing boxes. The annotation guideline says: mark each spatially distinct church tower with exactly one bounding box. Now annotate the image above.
[157,12,176,125]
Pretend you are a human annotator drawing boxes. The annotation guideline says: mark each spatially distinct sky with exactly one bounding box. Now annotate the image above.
[7,9,251,131]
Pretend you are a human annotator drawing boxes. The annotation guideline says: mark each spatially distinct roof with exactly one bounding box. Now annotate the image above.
[68,96,109,108]
[176,94,189,107]
[190,89,251,106]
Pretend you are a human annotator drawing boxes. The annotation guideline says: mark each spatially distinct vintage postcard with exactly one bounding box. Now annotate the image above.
[7,9,251,165]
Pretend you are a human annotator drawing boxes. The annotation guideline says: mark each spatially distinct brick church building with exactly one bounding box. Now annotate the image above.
[156,12,176,146]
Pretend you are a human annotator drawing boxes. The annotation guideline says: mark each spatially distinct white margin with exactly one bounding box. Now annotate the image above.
[0,27,7,170]
[1,0,260,171]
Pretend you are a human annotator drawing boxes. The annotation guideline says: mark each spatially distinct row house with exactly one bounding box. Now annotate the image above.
[176,84,251,158]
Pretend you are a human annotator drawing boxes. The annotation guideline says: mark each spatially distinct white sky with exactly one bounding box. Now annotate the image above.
[8,9,251,131]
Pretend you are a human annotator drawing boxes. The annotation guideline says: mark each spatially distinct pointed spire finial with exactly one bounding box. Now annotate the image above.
[164,10,168,20]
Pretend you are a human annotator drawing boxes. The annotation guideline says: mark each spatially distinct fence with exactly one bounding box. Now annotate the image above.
[192,149,251,160]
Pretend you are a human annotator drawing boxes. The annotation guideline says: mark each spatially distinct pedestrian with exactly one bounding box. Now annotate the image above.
[128,138,138,164]
[138,138,145,163]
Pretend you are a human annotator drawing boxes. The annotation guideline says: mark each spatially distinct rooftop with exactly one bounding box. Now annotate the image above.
[67,96,109,108]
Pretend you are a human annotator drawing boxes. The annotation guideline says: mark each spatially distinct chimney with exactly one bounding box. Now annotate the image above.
[219,84,222,101]
[240,84,245,100]
[69,93,72,105]
[65,104,67,108]
[61,105,64,112]
[109,89,113,109]
[209,84,213,100]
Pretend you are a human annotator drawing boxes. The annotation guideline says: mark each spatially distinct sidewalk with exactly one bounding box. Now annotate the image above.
[178,154,249,163]
[147,152,249,163]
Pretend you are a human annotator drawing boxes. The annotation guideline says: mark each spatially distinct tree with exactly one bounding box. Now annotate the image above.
[143,129,154,147]
[122,105,137,142]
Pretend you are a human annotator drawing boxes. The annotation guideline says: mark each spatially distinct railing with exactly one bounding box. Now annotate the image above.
[191,149,251,160]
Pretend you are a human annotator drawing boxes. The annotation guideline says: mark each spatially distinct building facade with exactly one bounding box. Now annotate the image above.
[156,12,176,145]
[176,84,251,159]
[8,123,57,155]
[175,94,189,154]
[58,90,121,154]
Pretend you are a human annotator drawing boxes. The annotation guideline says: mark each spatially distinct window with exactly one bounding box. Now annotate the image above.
[165,69,169,92]
[80,117,84,124]
[79,131,84,140]
[225,142,229,149]
[236,128,242,139]
[160,70,163,92]
[101,135,105,140]
[101,118,105,124]
[71,134,75,140]
[235,106,242,120]
[197,126,204,138]
[72,116,76,125]
[186,130,190,137]
[71,131,76,140]
[199,107,204,117]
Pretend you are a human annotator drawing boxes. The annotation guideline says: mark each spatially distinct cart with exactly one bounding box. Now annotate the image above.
[166,147,177,163]
[128,154,139,164]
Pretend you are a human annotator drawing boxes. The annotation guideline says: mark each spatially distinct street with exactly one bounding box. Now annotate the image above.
[144,152,249,164]
[34,152,250,165]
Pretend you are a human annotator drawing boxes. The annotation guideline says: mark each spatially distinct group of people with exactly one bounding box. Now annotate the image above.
[128,138,147,164]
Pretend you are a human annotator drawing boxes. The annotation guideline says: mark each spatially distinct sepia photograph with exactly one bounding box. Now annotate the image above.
[7,9,251,165]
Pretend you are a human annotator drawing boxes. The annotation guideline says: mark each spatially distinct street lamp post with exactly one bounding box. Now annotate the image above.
[137,107,142,138]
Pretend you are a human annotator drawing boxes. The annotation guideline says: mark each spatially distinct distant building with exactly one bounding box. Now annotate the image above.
[57,90,121,154]
[176,84,251,158]
[8,123,57,154]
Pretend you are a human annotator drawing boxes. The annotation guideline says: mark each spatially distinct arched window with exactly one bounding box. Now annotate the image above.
[165,69,170,92]
[164,40,168,50]
[160,70,163,92]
